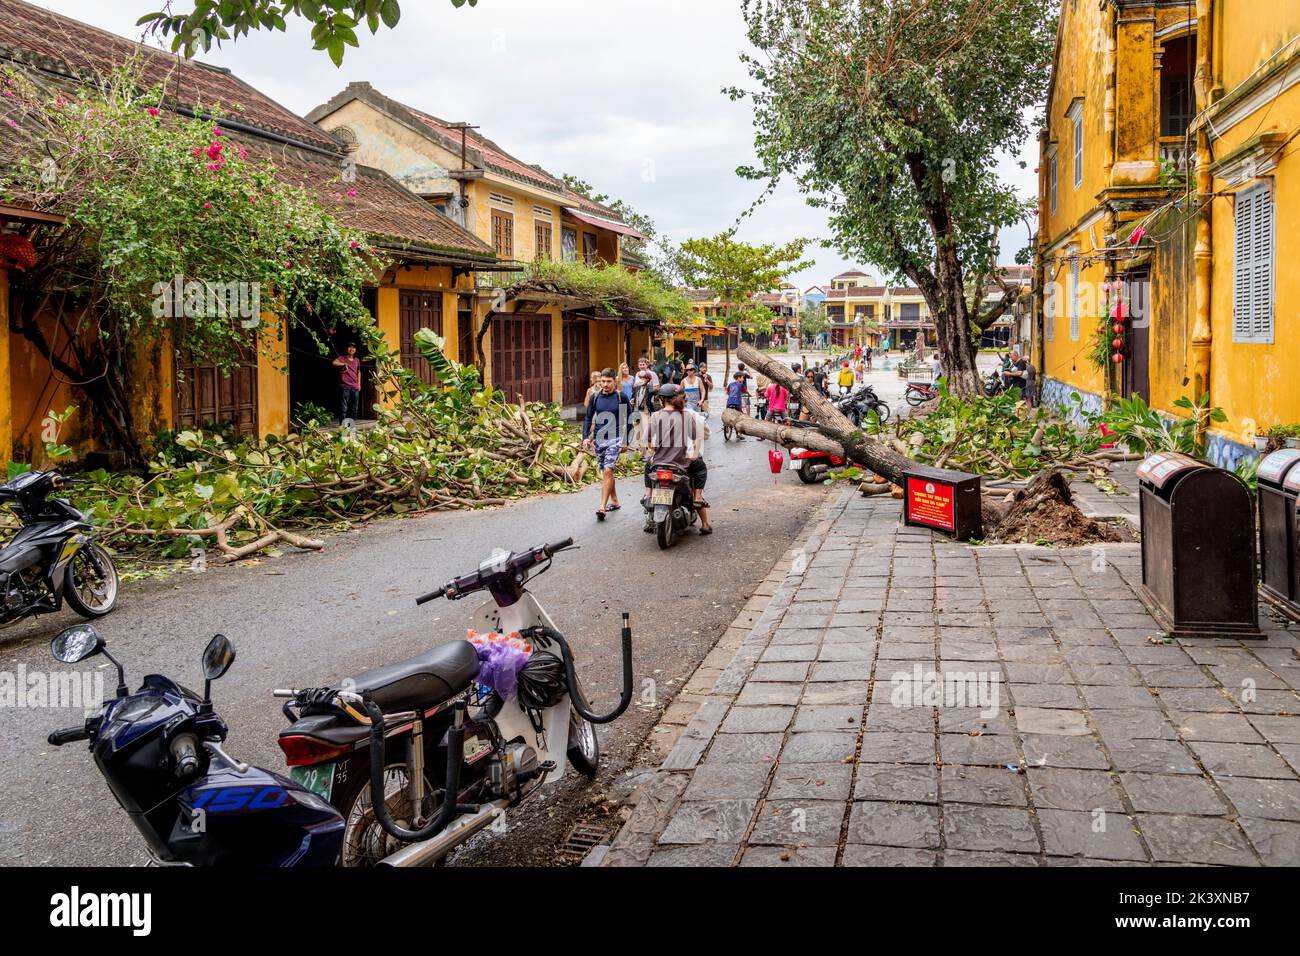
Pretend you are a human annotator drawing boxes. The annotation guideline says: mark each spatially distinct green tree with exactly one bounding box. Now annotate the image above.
[138,0,478,65]
[798,302,827,341]
[677,232,813,325]
[731,0,1054,396]
[0,64,378,465]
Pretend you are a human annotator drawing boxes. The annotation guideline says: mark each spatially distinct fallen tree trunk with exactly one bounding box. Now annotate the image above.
[732,342,914,483]
[728,343,1119,547]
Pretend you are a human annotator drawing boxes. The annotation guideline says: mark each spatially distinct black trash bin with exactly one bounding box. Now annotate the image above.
[1257,449,1300,621]
[1136,451,1262,639]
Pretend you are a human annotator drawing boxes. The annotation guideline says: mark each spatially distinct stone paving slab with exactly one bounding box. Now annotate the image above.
[607,473,1300,866]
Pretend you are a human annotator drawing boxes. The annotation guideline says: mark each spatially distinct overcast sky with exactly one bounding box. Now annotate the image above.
[38,0,1039,289]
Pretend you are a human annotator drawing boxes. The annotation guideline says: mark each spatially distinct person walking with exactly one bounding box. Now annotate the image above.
[864,346,873,371]
[764,379,790,421]
[332,342,362,424]
[837,362,855,396]
[582,368,631,522]
[698,362,715,415]
[681,364,704,413]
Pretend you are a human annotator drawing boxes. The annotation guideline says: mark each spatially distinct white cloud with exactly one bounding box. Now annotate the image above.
[33,0,1039,287]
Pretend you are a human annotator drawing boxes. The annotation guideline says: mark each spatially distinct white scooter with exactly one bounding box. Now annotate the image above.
[275,537,633,866]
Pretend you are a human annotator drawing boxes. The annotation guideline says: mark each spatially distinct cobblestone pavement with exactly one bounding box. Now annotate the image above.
[603,469,1300,867]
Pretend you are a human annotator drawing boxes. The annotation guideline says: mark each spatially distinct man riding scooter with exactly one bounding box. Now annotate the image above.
[642,384,713,535]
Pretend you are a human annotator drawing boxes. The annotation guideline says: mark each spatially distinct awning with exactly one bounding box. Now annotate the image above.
[562,207,648,241]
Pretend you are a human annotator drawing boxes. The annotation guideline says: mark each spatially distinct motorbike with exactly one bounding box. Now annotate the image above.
[771,415,845,485]
[45,626,346,866]
[46,538,634,868]
[833,386,892,427]
[0,469,118,626]
[643,463,700,549]
[275,537,633,866]
[904,381,939,407]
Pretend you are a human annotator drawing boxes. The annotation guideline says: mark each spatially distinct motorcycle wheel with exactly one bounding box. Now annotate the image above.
[332,761,444,868]
[873,402,892,424]
[567,711,601,778]
[797,461,822,485]
[905,390,926,407]
[656,517,674,550]
[722,422,735,442]
[63,544,119,618]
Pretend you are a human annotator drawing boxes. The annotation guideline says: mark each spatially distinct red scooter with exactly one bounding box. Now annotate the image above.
[773,415,846,485]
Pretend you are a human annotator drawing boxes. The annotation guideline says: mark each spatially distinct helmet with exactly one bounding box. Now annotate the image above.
[658,383,682,401]
[516,652,567,710]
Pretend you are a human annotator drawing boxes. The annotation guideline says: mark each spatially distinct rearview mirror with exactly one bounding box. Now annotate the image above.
[51,624,103,664]
[201,634,235,682]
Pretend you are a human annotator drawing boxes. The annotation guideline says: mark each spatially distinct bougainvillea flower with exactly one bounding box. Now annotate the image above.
[206,142,223,160]
[346,188,357,198]
[147,107,159,117]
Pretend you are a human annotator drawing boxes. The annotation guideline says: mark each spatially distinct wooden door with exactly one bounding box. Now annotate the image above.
[174,346,258,437]
[562,316,591,406]
[399,290,442,385]
[491,314,552,404]
[457,296,476,367]
[1123,269,1151,404]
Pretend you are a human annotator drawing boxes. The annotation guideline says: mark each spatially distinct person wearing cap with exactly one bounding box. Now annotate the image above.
[645,383,712,534]
[681,364,704,413]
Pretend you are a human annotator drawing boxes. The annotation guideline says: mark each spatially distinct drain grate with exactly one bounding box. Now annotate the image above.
[557,822,615,865]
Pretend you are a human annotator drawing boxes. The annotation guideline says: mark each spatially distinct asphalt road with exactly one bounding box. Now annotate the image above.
[0,407,827,866]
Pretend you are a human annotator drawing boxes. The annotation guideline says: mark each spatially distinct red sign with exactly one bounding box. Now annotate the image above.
[906,477,956,532]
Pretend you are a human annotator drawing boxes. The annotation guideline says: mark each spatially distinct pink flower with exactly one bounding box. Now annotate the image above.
[237,146,248,159]
[249,196,256,204]
[5,118,15,129]
[147,107,159,117]
[212,126,223,137]
[346,188,357,198]
[206,142,222,160]
[202,201,212,209]
[349,240,360,248]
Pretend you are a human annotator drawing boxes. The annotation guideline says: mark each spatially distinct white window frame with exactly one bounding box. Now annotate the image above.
[1067,101,1084,191]
[1069,257,1081,341]
[1232,180,1275,344]
[1045,275,1055,342]
[1047,147,1059,216]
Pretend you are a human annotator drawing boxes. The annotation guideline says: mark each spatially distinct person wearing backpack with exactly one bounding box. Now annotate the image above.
[582,368,632,521]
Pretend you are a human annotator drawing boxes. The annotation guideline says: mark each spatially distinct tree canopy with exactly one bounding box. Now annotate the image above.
[677,232,813,316]
[731,0,1055,393]
[138,0,478,65]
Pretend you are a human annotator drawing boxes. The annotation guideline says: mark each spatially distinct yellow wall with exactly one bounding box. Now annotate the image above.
[256,313,290,439]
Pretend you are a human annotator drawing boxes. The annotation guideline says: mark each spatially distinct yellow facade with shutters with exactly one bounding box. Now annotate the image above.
[1035,0,1300,466]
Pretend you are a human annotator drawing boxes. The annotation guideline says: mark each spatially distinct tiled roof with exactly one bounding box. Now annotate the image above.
[250,140,493,259]
[0,2,491,259]
[0,0,338,151]
[309,83,622,221]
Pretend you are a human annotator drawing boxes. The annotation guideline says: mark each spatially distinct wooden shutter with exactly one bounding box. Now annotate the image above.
[1045,279,1054,341]
[535,221,553,260]
[399,290,442,384]
[1234,182,1274,344]
[1069,261,1080,340]
[491,209,514,259]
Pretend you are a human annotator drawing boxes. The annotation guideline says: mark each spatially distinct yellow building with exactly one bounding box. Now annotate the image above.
[308,83,650,409]
[0,0,497,468]
[1035,0,1300,468]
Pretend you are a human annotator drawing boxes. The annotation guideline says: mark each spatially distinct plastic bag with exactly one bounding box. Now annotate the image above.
[467,631,533,700]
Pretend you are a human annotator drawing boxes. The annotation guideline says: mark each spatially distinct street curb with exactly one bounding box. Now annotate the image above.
[601,485,856,867]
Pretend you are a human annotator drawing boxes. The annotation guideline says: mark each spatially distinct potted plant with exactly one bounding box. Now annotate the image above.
[1267,424,1300,450]
[1253,432,1271,452]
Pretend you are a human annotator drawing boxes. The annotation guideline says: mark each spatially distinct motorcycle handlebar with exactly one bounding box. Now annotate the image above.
[417,539,575,606]
[47,724,90,746]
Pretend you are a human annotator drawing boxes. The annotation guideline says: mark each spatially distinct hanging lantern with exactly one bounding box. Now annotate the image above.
[0,234,37,272]
[768,448,785,474]
[1112,352,1124,364]
[1113,323,1124,335]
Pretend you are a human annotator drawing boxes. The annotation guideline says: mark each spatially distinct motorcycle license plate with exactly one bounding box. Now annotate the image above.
[650,488,674,506]
[289,763,335,801]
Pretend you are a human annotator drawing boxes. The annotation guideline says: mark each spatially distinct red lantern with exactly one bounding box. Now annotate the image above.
[1112,337,1123,349]
[768,448,785,474]
[1112,353,1124,364]
[1112,323,1124,334]
[1112,301,1127,322]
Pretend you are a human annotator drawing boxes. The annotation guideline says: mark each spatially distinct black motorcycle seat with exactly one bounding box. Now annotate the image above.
[350,640,481,713]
